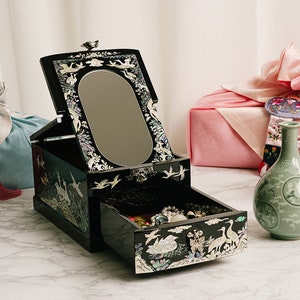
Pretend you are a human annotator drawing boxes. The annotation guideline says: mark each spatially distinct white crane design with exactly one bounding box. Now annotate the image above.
[208,226,227,253]
[92,179,110,190]
[145,229,160,245]
[70,173,83,197]
[59,62,84,74]
[107,58,135,69]
[174,165,188,181]
[36,155,45,169]
[225,220,239,247]
[109,175,122,189]
[162,166,176,179]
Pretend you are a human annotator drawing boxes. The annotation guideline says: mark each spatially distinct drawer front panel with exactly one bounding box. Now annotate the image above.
[134,212,247,274]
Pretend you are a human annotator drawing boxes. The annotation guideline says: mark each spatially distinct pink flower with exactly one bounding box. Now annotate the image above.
[272,97,284,105]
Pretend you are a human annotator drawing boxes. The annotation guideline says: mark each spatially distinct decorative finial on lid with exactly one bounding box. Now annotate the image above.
[81,40,99,51]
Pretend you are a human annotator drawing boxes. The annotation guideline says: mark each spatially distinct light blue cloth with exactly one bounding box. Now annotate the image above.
[0,115,48,189]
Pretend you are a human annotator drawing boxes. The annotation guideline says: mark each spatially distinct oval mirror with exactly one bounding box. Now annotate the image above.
[78,70,153,166]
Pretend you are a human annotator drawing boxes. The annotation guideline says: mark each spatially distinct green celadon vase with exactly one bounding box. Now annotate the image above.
[253,121,300,239]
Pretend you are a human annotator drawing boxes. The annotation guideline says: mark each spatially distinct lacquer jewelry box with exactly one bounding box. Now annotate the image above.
[31,45,247,274]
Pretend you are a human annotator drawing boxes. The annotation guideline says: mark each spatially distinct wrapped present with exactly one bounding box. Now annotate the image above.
[188,89,269,168]
[188,42,300,169]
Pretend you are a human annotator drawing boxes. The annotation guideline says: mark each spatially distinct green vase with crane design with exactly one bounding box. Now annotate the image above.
[254,121,300,239]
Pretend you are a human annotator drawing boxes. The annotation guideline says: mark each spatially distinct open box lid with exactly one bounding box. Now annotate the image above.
[35,44,175,172]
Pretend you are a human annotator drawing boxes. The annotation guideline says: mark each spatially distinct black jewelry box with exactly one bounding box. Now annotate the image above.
[31,47,247,274]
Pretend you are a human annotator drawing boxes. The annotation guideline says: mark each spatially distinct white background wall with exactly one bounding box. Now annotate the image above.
[1,0,300,153]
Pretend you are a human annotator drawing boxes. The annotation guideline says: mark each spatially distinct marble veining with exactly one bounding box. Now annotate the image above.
[1,166,300,299]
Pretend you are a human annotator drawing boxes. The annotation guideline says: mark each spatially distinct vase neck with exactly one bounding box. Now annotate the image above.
[279,123,300,160]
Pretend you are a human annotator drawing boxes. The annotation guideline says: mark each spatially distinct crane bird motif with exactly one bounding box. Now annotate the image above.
[70,173,84,198]
[109,175,122,189]
[107,58,135,69]
[92,179,110,190]
[208,226,227,253]
[225,219,239,247]
[162,166,176,179]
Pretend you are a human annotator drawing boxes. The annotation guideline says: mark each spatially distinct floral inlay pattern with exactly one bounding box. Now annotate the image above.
[135,215,247,274]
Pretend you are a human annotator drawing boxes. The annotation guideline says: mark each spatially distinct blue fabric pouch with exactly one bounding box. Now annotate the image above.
[0,115,48,189]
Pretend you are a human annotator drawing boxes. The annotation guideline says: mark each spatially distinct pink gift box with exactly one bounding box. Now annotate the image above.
[187,43,300,170]
[187,89,269,169]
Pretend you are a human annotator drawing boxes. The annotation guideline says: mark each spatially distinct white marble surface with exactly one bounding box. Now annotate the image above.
[1,166,299,300]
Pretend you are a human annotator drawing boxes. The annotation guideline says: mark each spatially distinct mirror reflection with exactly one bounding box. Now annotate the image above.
[78,70,153,166]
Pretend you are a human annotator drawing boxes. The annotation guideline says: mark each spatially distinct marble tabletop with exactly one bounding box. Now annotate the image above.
[1,166,299,300]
